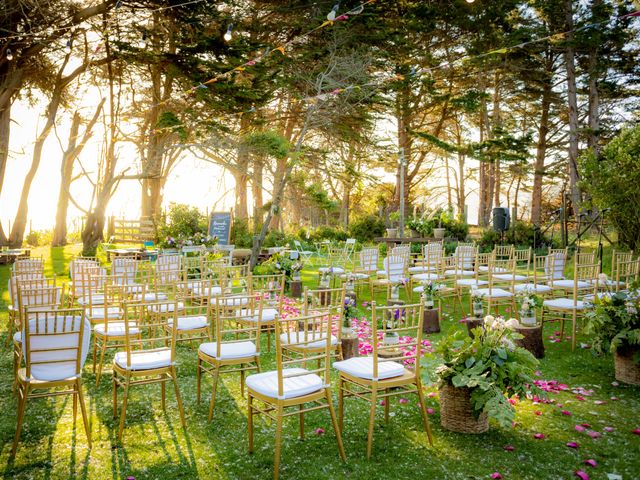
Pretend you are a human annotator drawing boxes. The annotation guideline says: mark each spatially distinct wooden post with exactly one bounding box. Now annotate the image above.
[422,308,440,334]
[514,325,545,358]
[290,280,302,298]
[340,337,359,360]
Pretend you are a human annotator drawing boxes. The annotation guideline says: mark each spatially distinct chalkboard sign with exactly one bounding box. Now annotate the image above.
[209,212,232,245]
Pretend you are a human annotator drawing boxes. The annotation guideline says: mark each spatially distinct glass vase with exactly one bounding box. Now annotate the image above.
[472,300,484,318]
[520,308,536,327]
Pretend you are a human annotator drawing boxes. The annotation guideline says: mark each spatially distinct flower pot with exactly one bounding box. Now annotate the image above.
[614,346,640,386]
[386,228,398,238]
[439,384,489,434]
[520,309,537,327]
[433,227,446,239]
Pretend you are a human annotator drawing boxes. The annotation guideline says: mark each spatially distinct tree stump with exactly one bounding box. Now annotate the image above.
[290,280,302,298]
[514,325,545,359]
[465,317,484,338]
[341,336,359,360]
[423,308,440,334]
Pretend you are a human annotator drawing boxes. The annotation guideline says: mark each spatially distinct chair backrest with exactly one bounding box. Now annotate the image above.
[545,252,566,280]
[358,247,379,273]
[575,251,597,266]
[340,239,357,262]
[121,301,178,368]
[613,258,640,290]
[370,299,425,377]
[250,273,285,302]
[303,286,346,314]
[12,257,45,275]
[111,257,139,284]
[212,294,263,357]
[156,253,181,272]
[70,257,99,280]
[514,247,532,271]
[488,257,516,287]
[572,258,599,301]
[454,245,477,270]
[18,285,64,317]
[9,273,50,307]
[383,254,407,282]
[531,254,551,284]
[274,309,337,397]
[23,308,89,382]
[611,250,634,285]
[493,244,515,260]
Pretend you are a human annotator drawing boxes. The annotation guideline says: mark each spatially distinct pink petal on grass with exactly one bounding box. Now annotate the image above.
[562,410,572,416]
[611,381,619,387]
[379,400,385,406]
[575,395,586,401]
[315,428,325,435]
[610,396,618,401]
[632,428,640,435]
[575,471,590,480]
[491,473,503,479]
[567,441,580,449]
[534,411,542,416]
[398,398,408,404]
[581,423,591,428]
[587,431,601,439]
[534,433,545,439]
[503,445,515,452]
[604,427,614,432]
[575,425,586,432]
[594,400,606,405]
[427,392,437,398]
[584,459,597,468]
[426,408,435,415]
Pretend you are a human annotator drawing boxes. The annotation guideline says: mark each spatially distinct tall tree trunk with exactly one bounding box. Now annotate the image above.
[340,180,350,229]
[457,151,466,220]
[492,72,502,209]
[0,103,13,244]
[52,112,81,246]
[531,78,552,225]
[234,115,251,220]
[564,0,582,213]
[252,156,264,232]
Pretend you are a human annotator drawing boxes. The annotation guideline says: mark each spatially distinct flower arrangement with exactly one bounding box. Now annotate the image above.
[391,277,408,299]
[470,288,484,318]
[515,288,543,326]
[421,280,443,308]
[343,296,360,331]
[254,253,302,281]
[382,307,405,345]
[158,232,218,249]
[424,315,542,428]
[585,284,640,359]
[319,267,333,287]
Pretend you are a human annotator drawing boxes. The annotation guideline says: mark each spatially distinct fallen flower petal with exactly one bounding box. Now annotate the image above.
[562,410,572,416]
[398,398,408,404]
[426,408,435,414]
[581,423,591,428]
[315,428,325,435]
[491,473,503,479]
[632,428,640,435]
[567,441,580,448]
[503,445,515,452]
[584,459,597,468]
[575,471,589,480]
[534,411,542,416]
[575,425,586,432]
[604,427,615,432]
[534,433,545,439]
[587,431,601,439]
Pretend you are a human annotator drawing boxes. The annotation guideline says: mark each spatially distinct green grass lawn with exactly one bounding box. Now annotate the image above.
[0,245,638,479]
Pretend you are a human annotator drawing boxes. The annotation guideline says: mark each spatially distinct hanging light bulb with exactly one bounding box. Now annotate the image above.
[223,23,233,42]
[327,3,340,21]
[6,48,13,61]
[64,39,72,54]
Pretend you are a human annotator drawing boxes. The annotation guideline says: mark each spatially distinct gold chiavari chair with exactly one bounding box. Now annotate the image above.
[548,251,596,297]
[11,307,91,457]
[512,254,554,296]
[7,273,50,347]
[409,243,444,292]
[608,250,635,292]
[370,254,409,300]
[246,309,346,480]
[113,301,186,442]
[454,252,491,310]
[333,298,433,458]
[341,247,379,294]
[472,258,517,316]
[12,256,45,275]
[168,279,213,344]
[542,257,599,351]
[71,263,106,306]
[197,294,264,422]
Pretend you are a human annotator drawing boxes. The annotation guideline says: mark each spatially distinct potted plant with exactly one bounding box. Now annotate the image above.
[343,296,360,337]
[585,283,640,385]
[387,211,400,238]
[470,289,484,318]
[382,307,403,347]
[390,277,408,301]
[515,288,543,326]
[407,217,423,238]
[424,317,541,433]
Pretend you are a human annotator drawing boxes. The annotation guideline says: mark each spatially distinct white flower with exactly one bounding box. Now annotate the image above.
[491,317,506,330]
[598,273,608,284]
[505,318,520,329]
[484,314,495,325]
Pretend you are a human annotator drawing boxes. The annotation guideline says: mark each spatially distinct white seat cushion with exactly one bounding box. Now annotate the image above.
[192,285,222,297]
[13,331,21,343]
[147,302,185,313]
[169,315,208,330]
[513,283,552,293]
[94,322,140,337]
[583,291,613,302]
[246,368,323,399]
[444,269,475,276]
[376,270,387,276]
[77,294,105,306]
[87,307,123,319]
[319,267,344,275]
[199,341,257,360]
[262,308,279,321]
[550,279,592,289]
[457,279,488,287]
[543,298,586,310]
[474,288,513,298]
[279,332,338,349]
[412,273,440,281]
[339,273,369,280]
[333,356,405,380]
[114,349,172,370]
[408,266,432,274]
[494,273,528,281]
[133,292,168,302]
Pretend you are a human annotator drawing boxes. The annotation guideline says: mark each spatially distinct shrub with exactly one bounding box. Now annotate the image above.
[230,218,253,248]
[349,215,386,243]
[306,226,348,243]
[478,221,555,249]
[156,203,208,242]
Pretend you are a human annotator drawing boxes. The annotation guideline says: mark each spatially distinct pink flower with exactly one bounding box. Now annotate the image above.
[503,445,515,452]
[315,428,325,435]
[534,411,542,416]
[575,471,590,480]
[587,431,601,439]
[632,428,640,435]
[509,398,517,405]
[562,410,572,416]
[427,392,437,398]
[575,395,586,401]
[533,433,545,439]
[379,400,385,406]
[398,398,408,404]
[581,423,591,428]
[491,473,503,479]
[575,425,586,432]
[594,400,606,405]
[566,441,579,449]
[426,408,435,415]
[584,459,597,468]
[610,396,618,401]
[604,426,614,432]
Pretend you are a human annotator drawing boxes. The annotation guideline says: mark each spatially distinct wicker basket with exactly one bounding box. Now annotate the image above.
[439,383,489,434]
[614,346,640,386]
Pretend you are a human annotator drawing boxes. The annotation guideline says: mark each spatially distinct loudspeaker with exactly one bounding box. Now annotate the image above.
[492,207,510,232]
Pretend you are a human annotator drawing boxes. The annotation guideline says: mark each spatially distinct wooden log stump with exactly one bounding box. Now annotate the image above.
[340,336,359,360]
[423,308,440,334]
[290,280,303,298]
[465,317,484,338]
[514,325,545,359]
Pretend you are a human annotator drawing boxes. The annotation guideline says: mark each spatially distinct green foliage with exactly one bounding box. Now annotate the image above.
[240,131,290,160]
[253,252,301,281]
[478,221,555,249]
[156,203,209,247]
[24,229,54,247]
[425,324,542,428]
[348,215,385,243]
[305,226,348,243]
[156,111,187,141]
[230,218,253,248]
[585,286,640,359]
[580,125,640,250]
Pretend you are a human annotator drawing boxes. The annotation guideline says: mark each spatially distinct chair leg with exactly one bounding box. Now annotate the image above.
[11,383,28,458]
[416,380,434,446]
[207,366,220,423]
[273,404,284,480]
[92,338,97,373]
[95,341,107,386]
[117,374,131,441]
[248,393,255,454]
[326,389,346,461]
[571,310,577,352]
[299,404,305,440]
[161,376,166,411]
[367,390,378,459]
[112,374,118,420]
[196,357,202,404]
[240,368,246,397]
[338,377,345,432]
[384,389,390,423]
[77,379,92,448]
[171,366,187,428]
[73,389,78,424]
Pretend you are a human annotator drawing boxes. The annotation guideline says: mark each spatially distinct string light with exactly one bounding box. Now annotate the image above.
[6,48,13,61]
[327,3,340,21]
[223,23,233,42]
